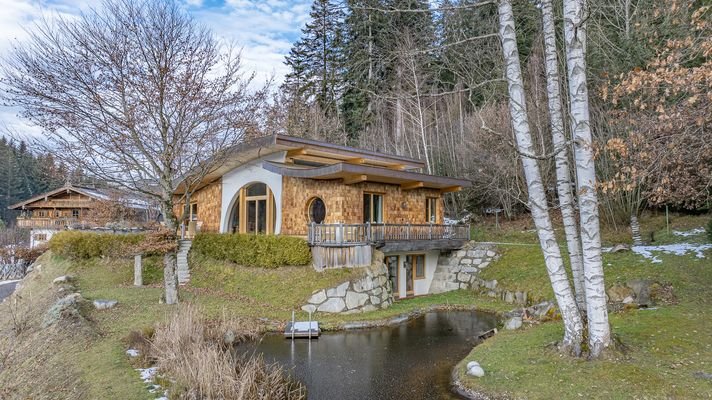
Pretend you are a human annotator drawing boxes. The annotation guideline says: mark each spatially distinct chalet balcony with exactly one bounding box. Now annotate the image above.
[15,217,85,229]
[307,222,471,252]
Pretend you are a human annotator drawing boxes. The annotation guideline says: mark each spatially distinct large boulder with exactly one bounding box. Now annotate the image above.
[627,279,652,306]
[345,291,369,310]
[317,297,346,313]
[308,290,327,305]
[504,316,523,330]
[466,361,485,377]
[326,282,349,298]
[607,284,635,303]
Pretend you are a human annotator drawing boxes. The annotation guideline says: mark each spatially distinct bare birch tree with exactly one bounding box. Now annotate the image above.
[1,0,266,304]
[562,0,611,356]
[498,0,583,354]
[539,0,586,312]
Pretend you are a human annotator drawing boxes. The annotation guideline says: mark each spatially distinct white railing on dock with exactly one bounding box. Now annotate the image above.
[307,222,470,246]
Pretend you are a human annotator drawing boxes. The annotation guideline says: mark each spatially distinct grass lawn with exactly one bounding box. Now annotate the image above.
[2,212,709,399]
[0,250,510,400]
[456,213,712,399]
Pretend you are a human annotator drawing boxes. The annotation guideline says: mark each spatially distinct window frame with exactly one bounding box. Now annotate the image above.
[426,197,438,223]
[189,203,199,221]
[307,197,326,224]
[363,192,384,223]
[406,254,427,280]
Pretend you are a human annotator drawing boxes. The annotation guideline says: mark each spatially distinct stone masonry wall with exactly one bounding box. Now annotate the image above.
[429,242,500,294]
[302,251,393,314]
[429,242,530,306]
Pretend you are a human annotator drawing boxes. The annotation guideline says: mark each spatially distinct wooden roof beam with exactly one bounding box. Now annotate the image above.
[286,148,307,158]
[345,157,365,164]
[343,174,368,185]
[389,164,408,171]
[401,181,424,190]
[441,186,462,193]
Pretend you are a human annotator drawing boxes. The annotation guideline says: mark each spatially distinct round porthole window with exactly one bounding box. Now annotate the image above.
[308,197,326,224]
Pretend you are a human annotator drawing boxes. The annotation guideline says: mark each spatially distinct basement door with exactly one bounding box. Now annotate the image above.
[386,255,400,297]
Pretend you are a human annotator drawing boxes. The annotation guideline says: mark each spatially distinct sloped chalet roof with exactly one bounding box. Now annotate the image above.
[178,134,471,193]
[8,184,149,210]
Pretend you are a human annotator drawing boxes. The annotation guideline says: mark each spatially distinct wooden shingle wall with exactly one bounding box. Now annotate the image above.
[174,179,222,232]
[280,176,444,236]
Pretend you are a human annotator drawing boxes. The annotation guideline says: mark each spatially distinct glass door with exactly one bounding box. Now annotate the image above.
[386,255,399,297]
[404,256,414,296]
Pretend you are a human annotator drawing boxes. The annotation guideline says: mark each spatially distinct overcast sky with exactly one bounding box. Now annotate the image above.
[0,0,311,140]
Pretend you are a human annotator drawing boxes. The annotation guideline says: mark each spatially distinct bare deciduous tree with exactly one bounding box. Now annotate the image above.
[1,0,267,304]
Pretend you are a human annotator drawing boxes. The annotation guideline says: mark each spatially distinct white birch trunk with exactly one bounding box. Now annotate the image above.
[498,0,583,353]
[562,0,611,357]
[540,0,586,313]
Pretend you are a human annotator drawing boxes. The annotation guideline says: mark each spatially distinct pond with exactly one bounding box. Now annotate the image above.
[249,310,497,400]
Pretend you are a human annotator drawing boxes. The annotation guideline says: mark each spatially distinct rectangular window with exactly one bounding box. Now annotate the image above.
[35,233,47,241]
[426,198,437,223]
[363,193,384,223]
[72,209,80,218]
[406,254,426,279]
[190,203,198,221]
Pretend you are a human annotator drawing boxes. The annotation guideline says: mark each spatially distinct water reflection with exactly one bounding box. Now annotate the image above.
[249,311,496,400]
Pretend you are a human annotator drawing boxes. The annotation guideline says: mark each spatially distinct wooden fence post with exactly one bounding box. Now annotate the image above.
[134,254,142,287]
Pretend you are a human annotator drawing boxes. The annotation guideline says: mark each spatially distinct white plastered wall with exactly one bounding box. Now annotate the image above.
[219,152,286,234]
[30,229,57,249]
[389,250,440,298]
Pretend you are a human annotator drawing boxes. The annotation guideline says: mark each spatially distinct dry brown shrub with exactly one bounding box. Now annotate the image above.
[150,305,305,400]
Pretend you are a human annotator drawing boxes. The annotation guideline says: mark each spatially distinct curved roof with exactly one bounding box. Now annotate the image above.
[262,161,471,191]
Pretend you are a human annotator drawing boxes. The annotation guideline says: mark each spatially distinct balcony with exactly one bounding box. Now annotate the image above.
[307,223,470,252]
[15,217,84,229]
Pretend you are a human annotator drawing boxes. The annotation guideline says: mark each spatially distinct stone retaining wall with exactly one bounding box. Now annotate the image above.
[429,242,500,294]
[302,251,393,314]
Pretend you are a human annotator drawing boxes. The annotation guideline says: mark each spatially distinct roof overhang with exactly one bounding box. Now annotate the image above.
[174,134,427,194]
[262,161,471,192]
[8,185,106,210]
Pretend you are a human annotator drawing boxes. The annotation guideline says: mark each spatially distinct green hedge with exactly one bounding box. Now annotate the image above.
[49,231,145,259]
[192,233,311,268]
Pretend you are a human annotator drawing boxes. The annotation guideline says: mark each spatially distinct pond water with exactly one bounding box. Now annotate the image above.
[249,310,497,400]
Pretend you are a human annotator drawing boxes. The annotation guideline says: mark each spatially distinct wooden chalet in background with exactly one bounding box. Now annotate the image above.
[8,184,151,248]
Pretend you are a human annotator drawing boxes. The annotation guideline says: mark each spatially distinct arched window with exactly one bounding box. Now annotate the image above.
[308,197,326,224]
[229,182,276,234]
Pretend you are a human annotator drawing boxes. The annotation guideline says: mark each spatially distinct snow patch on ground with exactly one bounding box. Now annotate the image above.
[672,227,706,237]
[631,243,712,263]
[137,367,157,382]
[126,349,140,357]
[136,367,168,399]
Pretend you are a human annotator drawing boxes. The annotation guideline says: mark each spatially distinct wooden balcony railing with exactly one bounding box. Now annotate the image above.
[307,222,470,246]
[15,218,85,229]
